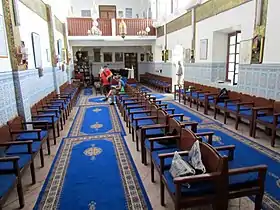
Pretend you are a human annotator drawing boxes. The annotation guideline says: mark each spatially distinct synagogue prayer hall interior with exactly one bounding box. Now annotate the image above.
[0,0,280,209]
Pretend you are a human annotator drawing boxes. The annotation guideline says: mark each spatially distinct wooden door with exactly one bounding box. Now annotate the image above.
[99,5,116,18]
[124,53,138,80]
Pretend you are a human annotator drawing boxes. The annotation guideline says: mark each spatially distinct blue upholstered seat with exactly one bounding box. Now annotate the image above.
[33,116,59,123]
[146,128,164,135]
[0,154,31,170]
[6,141,42,154]
[40,110,61,117]
[0,174,16,197]
[16,130,48,140]
[145,140,177,151]
[257,115,280,125]
[227,105,251,112]
[216,102,236,107]
[197,95,214,100]
[163,170,215,196]
[151,148,177,168]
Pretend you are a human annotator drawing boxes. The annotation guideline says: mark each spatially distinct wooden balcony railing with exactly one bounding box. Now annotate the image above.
[67,17,156,36]
[67,17,112,36]
[115,18,156,36]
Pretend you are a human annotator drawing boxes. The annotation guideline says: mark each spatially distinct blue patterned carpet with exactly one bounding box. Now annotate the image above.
[84,88,93,96]
[150,93,167,99]
[34,134,151,210]
[69,105,125,137]
[140,86,152,93]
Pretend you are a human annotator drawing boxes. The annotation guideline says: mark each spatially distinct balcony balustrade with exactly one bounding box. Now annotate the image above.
[67,17,156,37]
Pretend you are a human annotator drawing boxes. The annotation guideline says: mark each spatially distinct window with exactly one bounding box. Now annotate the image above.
[103,52,112,62]
[81,10,91,17]
[118,11,123,18]
[226,31,241,85]
[115,52,123,62]
[93,48,101,62]
[125,8,132,18]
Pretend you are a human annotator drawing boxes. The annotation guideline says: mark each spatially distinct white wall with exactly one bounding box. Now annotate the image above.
[70,0,150,18]
[154,26,192,62]
[18,2,52,69]
[263,0,280,63]
[195,0,255,63]
[0,0,12,71]
[212,32,228,62]
[42,0,71,22]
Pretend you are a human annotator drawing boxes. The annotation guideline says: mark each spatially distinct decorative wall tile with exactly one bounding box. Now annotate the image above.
[238,71,245,85]
[277,74,280,89]
[260,72,268,88]
[245,72,252,86]
[0,72,18,126]
[252,72,260,86]
[258,89,267,98]
[238,64,280,100]
[267,73,276,89]
[267,90,275,99]
[251,88,258,95]
[276,92,280,100]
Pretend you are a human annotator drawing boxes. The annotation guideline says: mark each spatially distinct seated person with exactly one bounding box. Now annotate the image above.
[102,75,125,105]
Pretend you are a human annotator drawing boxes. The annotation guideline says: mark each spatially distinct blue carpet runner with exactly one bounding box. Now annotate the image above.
[166,101,280,209]
[34,134,151,210]
[164,101,217,125]
[84,88,93,96]
[139,86,152,93]
[69,105,125,137]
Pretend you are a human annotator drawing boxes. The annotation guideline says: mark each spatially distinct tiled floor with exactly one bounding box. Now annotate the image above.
[3,92,280,210]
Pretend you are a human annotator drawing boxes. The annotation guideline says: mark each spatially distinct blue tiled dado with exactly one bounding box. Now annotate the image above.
[183,62,226,84]
[0,71,18,126]
[12,67,57,121]
[238,64,280,100]
[0,67,69,125]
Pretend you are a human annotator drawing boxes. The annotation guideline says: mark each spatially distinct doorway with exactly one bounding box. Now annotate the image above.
[124,53,138,80]
[99,5,116,18]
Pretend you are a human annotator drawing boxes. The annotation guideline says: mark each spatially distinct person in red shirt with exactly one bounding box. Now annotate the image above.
[100,65,112,95]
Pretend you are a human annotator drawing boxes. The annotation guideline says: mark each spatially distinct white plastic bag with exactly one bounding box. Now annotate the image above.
[188,141,206,174]
[170,151,195,178]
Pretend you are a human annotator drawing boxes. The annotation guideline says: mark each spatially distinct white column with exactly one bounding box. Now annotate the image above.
[111,18,116,36]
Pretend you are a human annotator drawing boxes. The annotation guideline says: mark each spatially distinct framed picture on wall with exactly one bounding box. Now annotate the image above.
[12,0,20,26]
[0,15,8,58]
[31,32,42,68]
[240,39,252,64]
[104,52,112,62]
[57,39,62,61]
[200,39,208,60]
[140,53,145,61]
[115,52,123,62]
